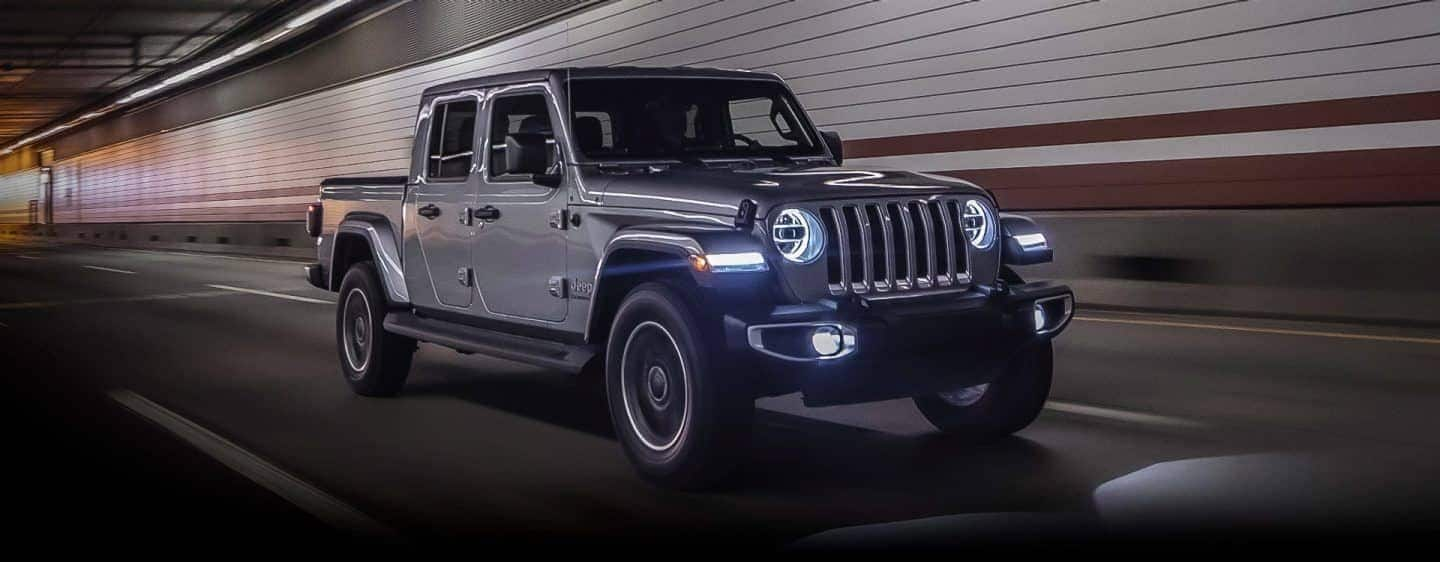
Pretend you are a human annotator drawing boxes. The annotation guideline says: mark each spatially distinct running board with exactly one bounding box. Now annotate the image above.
[382,312,596,374]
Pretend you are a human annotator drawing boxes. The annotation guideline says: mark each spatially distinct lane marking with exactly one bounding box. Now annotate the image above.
[83,265,137,275]
[0,290,237,310]
[112,248,308,265]
[1044,401,1207,429]
[1073,315,1440,346]
[206,284,332,304]
[16,254,42,260]
[107,389,397,538]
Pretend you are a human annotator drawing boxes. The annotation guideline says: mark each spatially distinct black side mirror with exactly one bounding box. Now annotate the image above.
[999,214,1054,266]
[820,130,843,166]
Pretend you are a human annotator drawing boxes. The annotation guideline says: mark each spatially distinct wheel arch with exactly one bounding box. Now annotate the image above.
[585,243,698,346]
[331,213,409,306]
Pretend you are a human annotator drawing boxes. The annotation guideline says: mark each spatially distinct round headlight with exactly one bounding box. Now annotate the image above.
[962,199,996,249]
[772,208,825,263]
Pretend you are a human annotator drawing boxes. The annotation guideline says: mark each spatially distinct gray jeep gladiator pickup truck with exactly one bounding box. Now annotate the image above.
[305,66,1073,488]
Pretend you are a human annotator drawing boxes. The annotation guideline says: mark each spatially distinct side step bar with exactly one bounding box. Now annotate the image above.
[382,312,597,374]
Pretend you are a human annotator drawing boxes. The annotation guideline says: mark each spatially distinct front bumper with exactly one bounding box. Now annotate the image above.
[723,282,1073,406]
[304,263,326,290]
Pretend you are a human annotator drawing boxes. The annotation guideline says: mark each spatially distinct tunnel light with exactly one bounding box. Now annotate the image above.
[1014,232,1048,251]
[230,39,264,57]
[286,0,354,29]
[1,0,356,155]
[162,55,234,87]
[693,251,768,273]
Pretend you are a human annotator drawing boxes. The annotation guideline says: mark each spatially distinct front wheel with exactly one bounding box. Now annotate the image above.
[336,261,415,397]
[605,283,753,489]
[914,341,1053,439]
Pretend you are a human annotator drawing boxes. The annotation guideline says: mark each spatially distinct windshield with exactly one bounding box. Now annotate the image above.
[567,77,825,161]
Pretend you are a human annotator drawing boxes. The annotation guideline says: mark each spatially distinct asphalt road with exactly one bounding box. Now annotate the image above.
[4,238,1439,548]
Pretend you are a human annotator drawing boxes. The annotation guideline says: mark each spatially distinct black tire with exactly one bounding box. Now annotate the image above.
[336,261,415,397]
[913,341,1053,439]
[605,282,753,489]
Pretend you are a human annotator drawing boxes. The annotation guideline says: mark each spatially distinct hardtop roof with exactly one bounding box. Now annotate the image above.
[419,66,781,98]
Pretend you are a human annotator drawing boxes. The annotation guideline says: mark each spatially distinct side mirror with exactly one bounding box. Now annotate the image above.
[820,130,843,166]
[999,214,1054,266]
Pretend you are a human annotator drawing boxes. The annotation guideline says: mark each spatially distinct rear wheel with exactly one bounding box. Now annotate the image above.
[605,282,753,489]
[336,261,415,396]
[914,341,1053,439]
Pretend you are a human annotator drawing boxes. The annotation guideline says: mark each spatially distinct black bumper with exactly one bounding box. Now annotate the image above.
[723,282,1073,406]
[304,263,326,290]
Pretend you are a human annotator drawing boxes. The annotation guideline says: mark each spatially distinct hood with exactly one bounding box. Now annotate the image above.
[593,164,990,218]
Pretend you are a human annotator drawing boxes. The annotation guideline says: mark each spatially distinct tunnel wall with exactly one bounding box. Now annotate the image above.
[8,0,1440,324]
[0,168,39,225]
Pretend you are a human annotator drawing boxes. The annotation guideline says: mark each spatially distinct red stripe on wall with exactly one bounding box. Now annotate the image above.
[63,203,307,223]
[845,91,1440,159]
[936,147,1440,210]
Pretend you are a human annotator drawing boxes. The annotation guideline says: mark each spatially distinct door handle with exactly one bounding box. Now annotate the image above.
[417,204,440,219]
[472,206,500,221]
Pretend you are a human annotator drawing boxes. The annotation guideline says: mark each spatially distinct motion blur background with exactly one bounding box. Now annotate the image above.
[4,0,1438,325]
[2,0,1439,547]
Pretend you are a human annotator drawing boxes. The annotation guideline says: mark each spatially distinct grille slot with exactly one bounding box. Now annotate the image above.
[819,198,970,295]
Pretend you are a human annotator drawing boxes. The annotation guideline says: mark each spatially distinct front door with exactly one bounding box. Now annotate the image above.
[413,95,480,308]
[471,88,568,322]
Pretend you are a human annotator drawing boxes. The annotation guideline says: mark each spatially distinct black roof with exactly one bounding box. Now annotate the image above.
[420,66,779,97]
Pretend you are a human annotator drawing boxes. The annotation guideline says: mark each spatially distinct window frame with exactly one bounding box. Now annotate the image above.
[483,85,564,183]
[421,91,483,184]
[563,76,828,163]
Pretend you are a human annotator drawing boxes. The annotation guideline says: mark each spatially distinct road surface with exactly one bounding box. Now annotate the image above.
[3,238,1438,547]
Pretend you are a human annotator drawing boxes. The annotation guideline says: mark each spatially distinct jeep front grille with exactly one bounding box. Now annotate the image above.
[817,199,971,295]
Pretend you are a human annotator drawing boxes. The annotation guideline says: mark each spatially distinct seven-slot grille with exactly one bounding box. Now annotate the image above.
[816,198,972,295]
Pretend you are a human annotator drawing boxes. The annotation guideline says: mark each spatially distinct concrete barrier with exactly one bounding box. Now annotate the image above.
[1023,206,1440,327]
[6,207,1439,326]
[0,222,312,260]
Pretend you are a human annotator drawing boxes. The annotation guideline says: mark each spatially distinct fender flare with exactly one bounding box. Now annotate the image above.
[584,226,762,343]
[334,215,410,305]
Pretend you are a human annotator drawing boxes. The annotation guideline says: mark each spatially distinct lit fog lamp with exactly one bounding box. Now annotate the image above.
[1033,304,1048,333]
[810,325,843,357]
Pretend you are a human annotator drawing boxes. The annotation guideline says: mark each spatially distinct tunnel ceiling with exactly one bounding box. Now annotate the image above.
[0,0,286,149]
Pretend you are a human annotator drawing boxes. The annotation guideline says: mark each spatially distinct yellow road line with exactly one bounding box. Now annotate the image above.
[1073,315,1440,345]
[0,290,236,310]
[1044,400,1206,429]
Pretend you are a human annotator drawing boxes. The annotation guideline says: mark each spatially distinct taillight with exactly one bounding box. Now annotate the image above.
[306,202,322,237]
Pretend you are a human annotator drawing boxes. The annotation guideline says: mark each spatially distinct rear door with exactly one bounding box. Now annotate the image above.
[412,94,481,308]
[470,86,568,322]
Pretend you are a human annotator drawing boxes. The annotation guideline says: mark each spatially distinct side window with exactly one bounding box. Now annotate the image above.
[488,93,556,178]
[425,99,477,180]
[727,97,801,147]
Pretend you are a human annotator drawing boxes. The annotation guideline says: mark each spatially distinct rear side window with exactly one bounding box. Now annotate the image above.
[425,99,477,180]
[488,93,556,178]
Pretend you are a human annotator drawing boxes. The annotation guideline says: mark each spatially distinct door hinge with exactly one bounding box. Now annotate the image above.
[457,267,472,287]
[547,276,567,298]
[548,209,568,230]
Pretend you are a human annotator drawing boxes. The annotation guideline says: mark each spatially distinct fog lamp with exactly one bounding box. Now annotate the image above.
[1033,304,1048,333]
[810,325,843,357]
